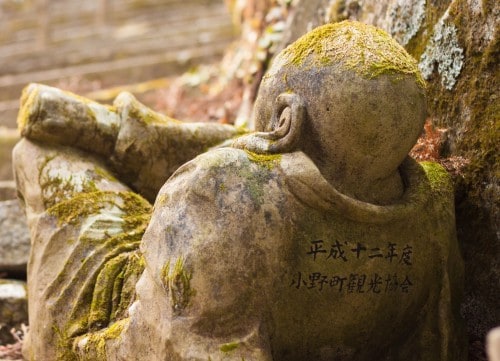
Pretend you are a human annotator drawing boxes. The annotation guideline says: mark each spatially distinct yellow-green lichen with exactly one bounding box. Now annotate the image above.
[41,175,98,209]
[245,150,282,170]
[420,161,453,194]
[47,189,151,228]
[48,189,151,360]
[94,166,118,182]
[281,21,426,88]
[37,156,121,209]
[47,191,110,225]
[17,85,40,133]
[58,251,145,358]
[118,191,153,232]
[160,260,171,291]
[73,318,128,361]
[54,324,78,361]
[111,253,145,320]
[88,254,129,330]
[127,97,180,126]
[220,341,240,352]
[161,257,194,314]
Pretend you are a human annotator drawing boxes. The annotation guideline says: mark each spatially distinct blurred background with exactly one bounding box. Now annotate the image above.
[0,0,237,128]
[0,0,291,179]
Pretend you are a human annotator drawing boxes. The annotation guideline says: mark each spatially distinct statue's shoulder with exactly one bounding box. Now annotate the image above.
[158,147,287,207]
[170,147,284,181]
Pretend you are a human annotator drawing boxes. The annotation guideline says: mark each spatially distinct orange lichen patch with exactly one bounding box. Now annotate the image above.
[411,120,446,161]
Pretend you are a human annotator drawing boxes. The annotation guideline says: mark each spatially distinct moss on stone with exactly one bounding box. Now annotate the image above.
[49,190,149,352]
[88,254,129,330]
[47,188,152,229]
[160,260,171,290]
[119,191,153,232]
[17,85,39,133]
[37,156,124,209]
[42,175,98,209]
[405,3,448,60]
[245,150,282,170]
[94,166,118,182]
[414,0,499,226]
[74,318,128,361]
[281,21,426,88]
[220,341,239,352]
[162,257,194,314]
[40,182,151,360]
[47,191,110,225]
[54,324,78,361]
[420,161,453,194]
[112,253,145,320]
[55,230,148,358]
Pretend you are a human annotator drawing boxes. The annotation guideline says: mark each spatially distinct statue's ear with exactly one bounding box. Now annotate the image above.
[267,93,305,152]
[232,93,305,154]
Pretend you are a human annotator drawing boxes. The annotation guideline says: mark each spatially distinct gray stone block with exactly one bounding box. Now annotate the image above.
[0,200,30,273]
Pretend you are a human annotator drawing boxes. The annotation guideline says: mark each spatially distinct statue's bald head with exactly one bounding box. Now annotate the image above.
[252,21,427,194]
[273,20,425,87]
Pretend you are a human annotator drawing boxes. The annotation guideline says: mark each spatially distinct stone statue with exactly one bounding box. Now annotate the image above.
[14,21,466,361]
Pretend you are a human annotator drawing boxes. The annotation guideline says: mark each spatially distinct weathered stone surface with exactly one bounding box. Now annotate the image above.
[13,22,466,360]
[0,280,28,344]
[0,200,30,273]
[278,0,499,346]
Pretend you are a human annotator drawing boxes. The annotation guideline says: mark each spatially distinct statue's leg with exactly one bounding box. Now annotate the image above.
[13,139,152,361]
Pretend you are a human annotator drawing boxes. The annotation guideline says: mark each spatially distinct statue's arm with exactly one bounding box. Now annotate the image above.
[17,83,245,201]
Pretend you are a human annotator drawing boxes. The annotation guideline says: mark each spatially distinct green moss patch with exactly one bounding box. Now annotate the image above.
[17,85,39,133]
[47,191,111,226]
[281,21,426,88]
[73,318,129,361]
[245,150,282,170]
[161,257,194,314]
[420,161,453,194]
[220,341,239,352]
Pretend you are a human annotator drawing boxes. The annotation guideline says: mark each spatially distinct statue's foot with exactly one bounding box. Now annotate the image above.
[17,83,121,156]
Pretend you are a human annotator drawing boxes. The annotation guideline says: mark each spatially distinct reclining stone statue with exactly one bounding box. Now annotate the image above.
[14,21,466,360]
